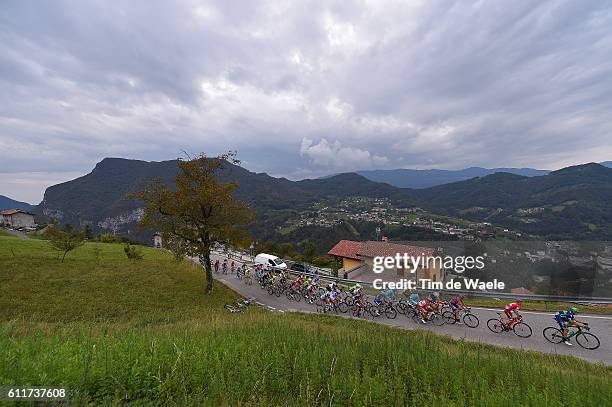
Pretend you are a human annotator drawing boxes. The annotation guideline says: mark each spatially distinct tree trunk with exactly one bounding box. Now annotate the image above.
[200,252,214,294]
[62,250,68,263]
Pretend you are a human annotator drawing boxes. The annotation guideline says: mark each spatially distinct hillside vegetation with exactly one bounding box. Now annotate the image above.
[1,237,611,405]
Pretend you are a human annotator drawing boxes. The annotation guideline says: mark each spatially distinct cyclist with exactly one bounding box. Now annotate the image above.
[554,306,585,346]
[352,285,367,316]
[222,259,228,274]
[428,291,444,312]
[214,259,220,273]
[449,294,466,323]
[243,264,251,280]
[408,292,420,306]
[303,276,312,290]
[503,299,522,325]
[322,282,339,308]
[348,283,361,295]
[309,276,320,290]
[291,274,305,290]
[416,298,433,323]
[230,261,236,274]
[375,288,394,305]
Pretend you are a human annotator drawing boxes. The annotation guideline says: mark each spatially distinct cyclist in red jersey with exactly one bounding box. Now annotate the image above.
[504,299,522,321]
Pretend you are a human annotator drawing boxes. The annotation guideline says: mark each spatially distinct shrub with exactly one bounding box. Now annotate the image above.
[124,243,144,260]
[99,233,119,243]
[44,225,85,262]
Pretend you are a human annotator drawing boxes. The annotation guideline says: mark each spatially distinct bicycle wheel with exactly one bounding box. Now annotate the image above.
[442,311,456,324]
[576,332,600,350]
[267,286,274,295]
[431,313,445,326]
[412,313,422,324]
[543,327,564,344]
[405,306,416,319]
[513,322,532,338]
[487,318,504,333]
[384,306,397,319]
[336,301,349,313]
[396,302,407,315]
[285,290,294,300]
[463,313,479,328]
[344,296,354,307]
[369,304,382,318]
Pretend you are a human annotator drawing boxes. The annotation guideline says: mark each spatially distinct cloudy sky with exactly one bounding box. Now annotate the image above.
[1,0,612,203]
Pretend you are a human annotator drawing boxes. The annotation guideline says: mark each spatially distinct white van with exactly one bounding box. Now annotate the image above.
[255,253,287,270]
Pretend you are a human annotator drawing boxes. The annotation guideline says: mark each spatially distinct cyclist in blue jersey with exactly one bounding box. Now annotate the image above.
[554,307,585,346]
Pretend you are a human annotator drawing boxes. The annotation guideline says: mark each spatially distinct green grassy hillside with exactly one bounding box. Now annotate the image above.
[1,237,611,406]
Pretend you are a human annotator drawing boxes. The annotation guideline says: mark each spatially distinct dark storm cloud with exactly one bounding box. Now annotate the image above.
[1,0,612,202]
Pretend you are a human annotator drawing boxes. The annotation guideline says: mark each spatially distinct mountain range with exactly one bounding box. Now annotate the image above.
[0,195,34,211]
[357,162,612,188]
[31,157,612,241]
[416,163,612,239]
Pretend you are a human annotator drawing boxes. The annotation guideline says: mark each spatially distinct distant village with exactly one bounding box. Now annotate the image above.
[280,196,528,241]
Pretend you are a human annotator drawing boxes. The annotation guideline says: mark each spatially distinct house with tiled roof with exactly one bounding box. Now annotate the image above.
[328,239,444,283]
[0,209,35,228]
[328,240,364,272]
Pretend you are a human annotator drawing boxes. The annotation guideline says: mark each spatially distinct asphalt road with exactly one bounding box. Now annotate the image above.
[210,254,612,365]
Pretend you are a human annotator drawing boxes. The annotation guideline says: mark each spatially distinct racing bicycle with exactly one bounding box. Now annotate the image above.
[543,321,599,350]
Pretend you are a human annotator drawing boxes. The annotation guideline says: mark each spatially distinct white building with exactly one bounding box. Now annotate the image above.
[153,232,163,248]
[0,209,35,228]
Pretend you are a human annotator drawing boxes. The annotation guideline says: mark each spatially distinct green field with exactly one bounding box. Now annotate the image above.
[1,236,611,406]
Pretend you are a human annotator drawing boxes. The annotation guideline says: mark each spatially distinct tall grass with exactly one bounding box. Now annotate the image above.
[1,237,611,405]
[1,315,610,406]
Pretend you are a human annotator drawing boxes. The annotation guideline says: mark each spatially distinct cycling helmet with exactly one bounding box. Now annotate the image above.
[570,306,578,313]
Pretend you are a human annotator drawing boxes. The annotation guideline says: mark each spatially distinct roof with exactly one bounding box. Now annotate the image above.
[0,209,33,216]
[255,253,281,260]
[328,239,436,260]
[358,241,436,258]
[327,240,363,260]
